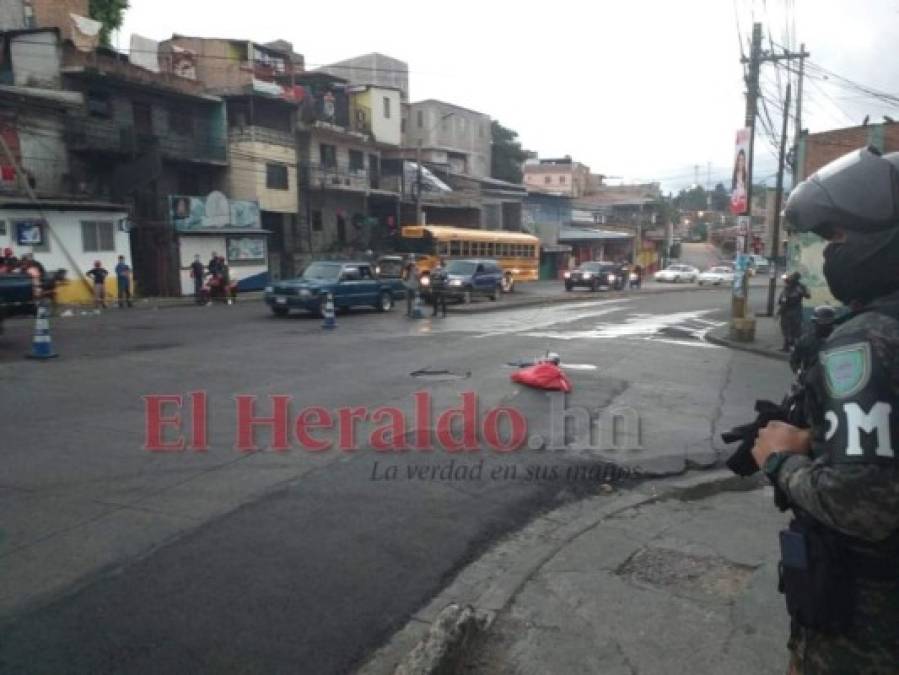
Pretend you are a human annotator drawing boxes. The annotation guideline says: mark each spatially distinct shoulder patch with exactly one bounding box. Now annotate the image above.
[821,342,872,399]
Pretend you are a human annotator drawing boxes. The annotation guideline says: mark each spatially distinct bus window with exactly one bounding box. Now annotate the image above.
[527,245,535,258]
[499,243,508,257]
[450,240,461,256]
[484,242,494,257]
[437,241,450,256]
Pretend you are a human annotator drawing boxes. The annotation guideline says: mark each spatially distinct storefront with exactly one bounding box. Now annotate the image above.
[0,199,130,304]
[171,191,271,295]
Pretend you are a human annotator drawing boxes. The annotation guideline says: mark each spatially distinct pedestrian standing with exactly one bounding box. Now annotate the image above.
[777,272,810,352]
[403,260,420,317]
[86,260,108,309]
[753,146,899,674]
[430,257,448,318]
[190,254,205,304]
[208,252,222,277]
[115,255,133,308]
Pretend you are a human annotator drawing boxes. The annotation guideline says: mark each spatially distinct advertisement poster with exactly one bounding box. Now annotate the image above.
[730,128,750,215]
[15,219,44,246]
[227,236,266,262]
[732,253,750,297]
[171,192,261,231]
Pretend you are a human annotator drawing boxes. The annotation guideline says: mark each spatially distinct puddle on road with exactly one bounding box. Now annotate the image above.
[410,369,471,381]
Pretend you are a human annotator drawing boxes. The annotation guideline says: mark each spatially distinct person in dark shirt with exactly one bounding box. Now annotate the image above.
[430,258,448,318]
[114,255,133,308]
[190,255,205,304]
[86,260,108,309]
[208,252,223,277]
[777,272,811,351]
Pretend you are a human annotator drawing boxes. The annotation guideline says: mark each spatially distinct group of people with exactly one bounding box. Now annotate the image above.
[0,248,45,278]
[84,256,133,309]
[190,252,236,305]
[402,258,448,318]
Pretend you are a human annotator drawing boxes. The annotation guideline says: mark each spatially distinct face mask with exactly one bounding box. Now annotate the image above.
[823,229,899,305]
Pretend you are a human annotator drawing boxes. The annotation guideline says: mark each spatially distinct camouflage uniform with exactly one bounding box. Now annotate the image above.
[775,295,899,674]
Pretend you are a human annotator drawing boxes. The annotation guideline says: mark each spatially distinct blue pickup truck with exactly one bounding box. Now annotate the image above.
[0,273,38,334]
[264,261,406,317]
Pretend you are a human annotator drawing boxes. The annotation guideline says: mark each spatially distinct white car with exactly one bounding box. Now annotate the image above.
[698,266,735,286]
[654,264,699,283]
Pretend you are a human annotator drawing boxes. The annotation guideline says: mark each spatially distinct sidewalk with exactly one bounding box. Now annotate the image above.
[358,472,792,675]
[706,312,790,362]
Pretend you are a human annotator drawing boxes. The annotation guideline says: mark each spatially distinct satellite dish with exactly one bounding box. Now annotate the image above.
[205,191,230,227]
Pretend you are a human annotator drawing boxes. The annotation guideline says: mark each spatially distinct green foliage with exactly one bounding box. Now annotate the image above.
[691,221,709,242]
[673,185,708,211]
[88,0,129,47]
[490,120,529,184]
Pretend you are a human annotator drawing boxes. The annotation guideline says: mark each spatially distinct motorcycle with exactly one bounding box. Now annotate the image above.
[201,272,238,305]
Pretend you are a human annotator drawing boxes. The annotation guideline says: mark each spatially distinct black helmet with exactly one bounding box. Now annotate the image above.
[811,305,837,326]
[784,146,899,235]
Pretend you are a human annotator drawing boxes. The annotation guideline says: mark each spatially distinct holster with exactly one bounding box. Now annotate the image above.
[778,518,853,633]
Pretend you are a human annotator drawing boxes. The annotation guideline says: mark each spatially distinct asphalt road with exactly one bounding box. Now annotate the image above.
[0,286,791,674]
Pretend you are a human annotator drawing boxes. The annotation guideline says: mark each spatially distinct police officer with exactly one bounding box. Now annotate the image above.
[752,146,899,674]
[778,272,811,352]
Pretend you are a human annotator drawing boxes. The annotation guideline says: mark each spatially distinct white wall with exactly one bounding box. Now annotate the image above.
[0,208,129,303]
[369,87,401,146]
[11,31,61,88]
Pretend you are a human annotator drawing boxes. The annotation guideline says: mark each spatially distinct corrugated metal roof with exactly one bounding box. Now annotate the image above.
[559,227,633,242]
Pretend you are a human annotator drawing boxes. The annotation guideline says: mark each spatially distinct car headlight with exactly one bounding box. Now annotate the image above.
[582,272,592,279]
[449,279,463,287]
[420,276,430,287]
[299,289,311,297]
[264,285,273,294]
[563,271,571,279]
[607,274,616,282]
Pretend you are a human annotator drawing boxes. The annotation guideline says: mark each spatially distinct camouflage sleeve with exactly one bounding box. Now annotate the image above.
[776,455,899,542]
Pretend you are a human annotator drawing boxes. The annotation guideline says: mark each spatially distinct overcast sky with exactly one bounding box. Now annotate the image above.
[118,0,899,194]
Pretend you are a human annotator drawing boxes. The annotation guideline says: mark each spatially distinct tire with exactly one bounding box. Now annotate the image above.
[490,284,501,301]
[591,279,599,292]
[698,280,704,286]
[502,275,514,293]
[377,291,394,312]
[565,283,573,292]
[462,288,472,304]
[271,306,289,317]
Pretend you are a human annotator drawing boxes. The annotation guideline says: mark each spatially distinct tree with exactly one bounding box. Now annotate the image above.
[89,0,129,47]
[673,185,708,211]
[710,183,730,211]
[490,121,529,184]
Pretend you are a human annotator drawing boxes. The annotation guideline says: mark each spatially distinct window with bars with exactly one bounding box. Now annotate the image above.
[266,163,289,190]
[81,221,115,252]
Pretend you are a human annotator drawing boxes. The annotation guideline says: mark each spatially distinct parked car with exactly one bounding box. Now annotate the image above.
[441,259,504,303]
[563,261,626,291]
[264,261,405,316]
[653,264,699,283]
[748,254,771,274]
[697,266,735,286]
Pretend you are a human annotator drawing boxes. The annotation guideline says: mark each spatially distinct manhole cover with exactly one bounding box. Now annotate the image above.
[617,546,754,600]
[410,369,470,381]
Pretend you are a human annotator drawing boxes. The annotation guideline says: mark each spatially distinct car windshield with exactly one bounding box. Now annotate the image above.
[577,263,602,272]
[301,263,342,281]
[446,261,477,275]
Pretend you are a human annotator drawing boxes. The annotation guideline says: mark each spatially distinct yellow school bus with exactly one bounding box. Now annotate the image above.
[399,225,539,292]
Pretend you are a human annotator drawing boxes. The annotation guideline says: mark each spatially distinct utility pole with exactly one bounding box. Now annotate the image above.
[766,82,792,317]
[793,43,806,176]
[731,24,809,337]
[415,138,423,225]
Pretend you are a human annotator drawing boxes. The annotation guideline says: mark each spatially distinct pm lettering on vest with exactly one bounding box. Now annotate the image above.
[843,401,893,457]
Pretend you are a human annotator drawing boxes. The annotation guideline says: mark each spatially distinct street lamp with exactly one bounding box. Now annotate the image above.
[416,111,454,225]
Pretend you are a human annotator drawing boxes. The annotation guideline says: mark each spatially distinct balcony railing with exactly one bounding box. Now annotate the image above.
[66,117,227,163]
[303,163,370,192]
[228,125,294,148]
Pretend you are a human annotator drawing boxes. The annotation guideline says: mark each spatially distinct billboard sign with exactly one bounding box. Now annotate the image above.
[170,191,261,231]
[730,128,750,215]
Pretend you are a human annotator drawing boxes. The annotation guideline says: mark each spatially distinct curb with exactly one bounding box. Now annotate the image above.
[354,468,741,675]
[705,328,789,362]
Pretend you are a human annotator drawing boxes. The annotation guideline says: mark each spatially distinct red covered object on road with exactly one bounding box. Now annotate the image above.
[510,361,573,392]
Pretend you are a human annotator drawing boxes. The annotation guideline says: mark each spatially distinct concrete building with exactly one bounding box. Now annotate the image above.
[162,36,303,279]
[319,53,409,102]
[523,156,592,197]
[295,72,403,261]
[402,99,492,179]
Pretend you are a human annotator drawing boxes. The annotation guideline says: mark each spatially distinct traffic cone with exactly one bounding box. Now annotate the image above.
[26,301,58,360]
[411,290,425,319]
[322,292,336,329]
